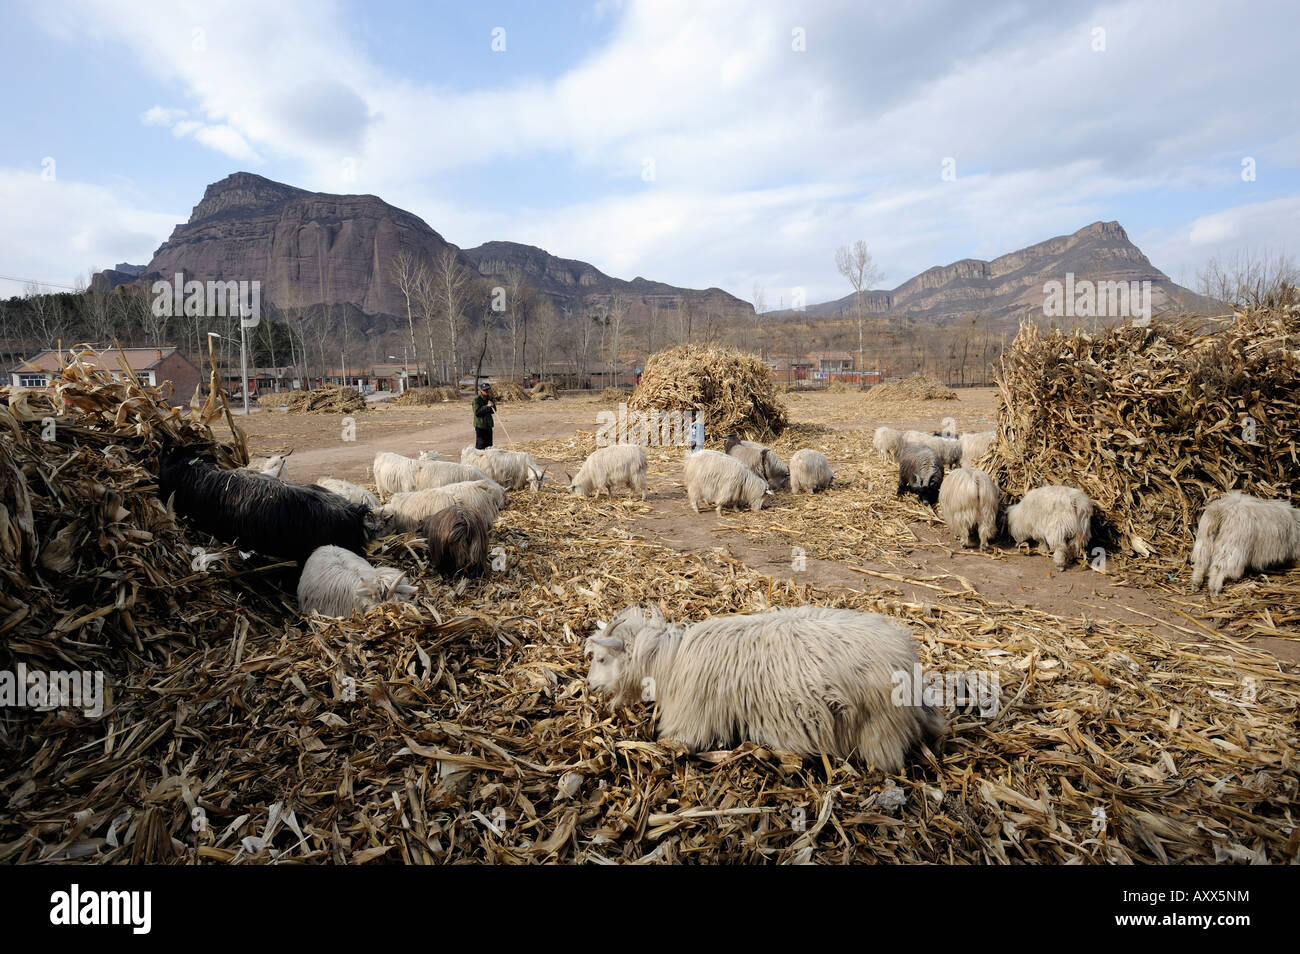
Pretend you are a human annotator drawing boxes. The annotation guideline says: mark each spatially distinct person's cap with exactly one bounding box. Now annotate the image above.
[479,381,491,390]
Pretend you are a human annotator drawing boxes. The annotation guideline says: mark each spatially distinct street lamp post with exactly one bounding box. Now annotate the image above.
[208,330,249,414]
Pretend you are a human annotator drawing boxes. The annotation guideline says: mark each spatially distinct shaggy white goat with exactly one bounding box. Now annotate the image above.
[723,435,790,491]
[568,444,648,499]
[1190,492,1300,596]
[903,430,962,468]
[416,450,444,461]
[376,480,503,534]
[246,450,292,478]
[460,446,546,491]
[789,448,834,494]
[315,477,380,510]
[1006,485,1094,569]
[683,449,770,516]
[958,431,995,465]
[372,451,490,497]
[938,466,1000,549]
[938,416,959,439]
[873,426,903,463]
[297,545,417,617]
[585,605,946,771]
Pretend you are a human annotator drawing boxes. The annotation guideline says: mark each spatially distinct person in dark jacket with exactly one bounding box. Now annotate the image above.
[472,382,497,449]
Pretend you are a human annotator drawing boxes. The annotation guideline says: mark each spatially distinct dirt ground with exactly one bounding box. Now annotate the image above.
[238,388,1300,666]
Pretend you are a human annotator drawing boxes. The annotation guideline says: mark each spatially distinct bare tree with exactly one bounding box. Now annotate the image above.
[433,248,469,383]
[1196,247,1298,307]
[606,293,626,386]
[390,249,425,380]
[645,299,659,359]
[835,240,884,379]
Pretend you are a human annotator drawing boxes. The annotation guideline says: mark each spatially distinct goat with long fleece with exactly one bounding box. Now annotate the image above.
[460,446,546,491]
[902,430,962,468]
[789,448,834,494]
[423,505,491,578]
[246,449,292,479]
[1006,485,1093,569]
[372,451,491,497]
[568,444,648,499]
[958,431,996,465]
[315,477,380,510]
[376,480,503,534]
[873,426,903,463]
[683,449,770,516]
[586,605,945,771]
[1190,492,1300,596]
[723,434,790,491]
[159,447,371,564]
[896,443,944,507]
[297,545,417,617]
[938,466,999,549]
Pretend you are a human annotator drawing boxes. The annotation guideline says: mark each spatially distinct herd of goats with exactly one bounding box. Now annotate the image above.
[155,412,1300,769]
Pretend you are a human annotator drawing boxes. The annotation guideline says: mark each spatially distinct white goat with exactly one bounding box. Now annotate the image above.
[297,545,417,617]
[377,480,503,534]
[903,430,962,468]
[683,449,770,516]
[585,605,946,771]
[723,435,790,491]
[315,477,380,510]
[1006,485,1094,569]
[938,466,1000,549]
[1190,492,1300,596]
[372,451,490,496]
[246,450,292,478]
[873,426,903,463]
[789,448,834,494]
[938,416,959,439]
[460,446,546,491]
[958,431,995,465]
[416,450,444,461]
[568,444,648,499]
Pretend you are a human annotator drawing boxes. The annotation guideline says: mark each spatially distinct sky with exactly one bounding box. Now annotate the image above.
[1,0,1296,305]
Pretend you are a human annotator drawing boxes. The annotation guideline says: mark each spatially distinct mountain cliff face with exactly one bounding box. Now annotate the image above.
[797,221,1215,327]
[134,173,751,323]
[142,172,459,317]
[462,240,752,321]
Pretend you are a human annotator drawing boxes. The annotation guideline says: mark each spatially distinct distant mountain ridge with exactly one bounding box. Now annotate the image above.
[787,221,1217,328]
[95,173,1215,335]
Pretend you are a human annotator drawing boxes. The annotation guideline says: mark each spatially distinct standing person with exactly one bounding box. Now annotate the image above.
[472,381,497,449]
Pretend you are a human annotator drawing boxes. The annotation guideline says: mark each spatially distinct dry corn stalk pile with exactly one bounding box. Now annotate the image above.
[393,386,460,406]
[487,382,529,403]
[2,361,1297,864]
[987,300,1300,558]
[630,345,788,440]
[864,374,958,403]
[596,387,631,405]
[286,386,366,414]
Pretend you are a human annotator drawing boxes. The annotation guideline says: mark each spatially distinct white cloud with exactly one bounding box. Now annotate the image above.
[22,0,1300,304]
[0,169,182,298]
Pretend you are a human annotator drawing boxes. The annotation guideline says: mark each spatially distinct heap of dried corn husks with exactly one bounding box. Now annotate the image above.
[488,381,528,403]
[286,385,365,414]
[864,374,957,403]
[393,385,459,406]
[987,295,1300,557]
[630,345,788,440]
[528,382,558,401]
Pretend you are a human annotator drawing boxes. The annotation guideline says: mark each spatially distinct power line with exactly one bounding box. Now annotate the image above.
[0,273,81,291]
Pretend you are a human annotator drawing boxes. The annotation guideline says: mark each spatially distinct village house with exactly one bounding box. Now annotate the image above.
[9,347,202,408]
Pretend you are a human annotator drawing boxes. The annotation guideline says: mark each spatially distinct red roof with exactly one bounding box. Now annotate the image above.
[13,347,181,374]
